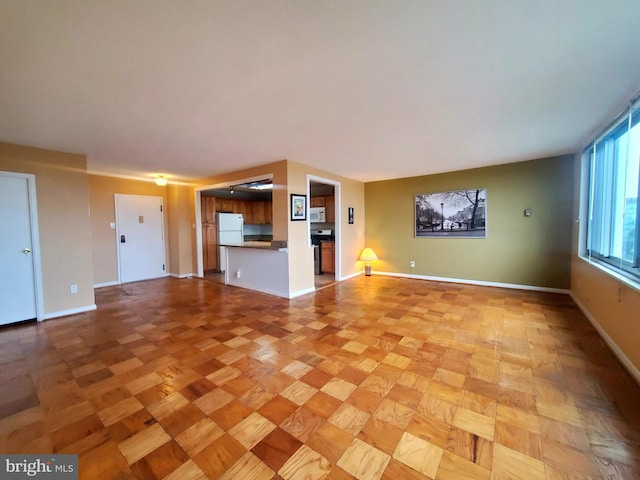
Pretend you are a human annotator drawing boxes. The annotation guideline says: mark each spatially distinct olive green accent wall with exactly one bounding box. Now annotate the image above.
[365,155,574,289]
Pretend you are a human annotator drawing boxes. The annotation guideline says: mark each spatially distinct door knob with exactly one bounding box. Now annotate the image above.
[23,248,31,254]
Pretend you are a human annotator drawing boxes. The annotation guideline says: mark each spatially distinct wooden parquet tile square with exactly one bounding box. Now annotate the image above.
[174,417,224,456]
[278,445,331,480]
[358,417,404,456]
[336,438,390,480]
[280,407,324,443]
[257,395,299,425]
[130,439,188,480]
[117,422,171,464]
[219,451,275,480]
[192,433,246,478]
[328,403,370,436]
[1,276,639,479]
[393,431,444,478]
[252,427,303,472]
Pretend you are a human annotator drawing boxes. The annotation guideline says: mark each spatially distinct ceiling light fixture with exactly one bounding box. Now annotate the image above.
[247,182,273,190]
[154,175,168,186]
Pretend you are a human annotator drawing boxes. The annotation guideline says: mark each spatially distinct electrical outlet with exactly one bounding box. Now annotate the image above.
[410,261,416,268]
[70,284,78,294]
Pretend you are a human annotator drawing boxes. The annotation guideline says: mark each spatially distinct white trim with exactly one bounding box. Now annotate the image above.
[94,281,120,288]
[116,273,169,286]
[307,174,342,280]
[43,304,97,320]
[373,271,570,294]
[289,287,316,298]
[570,293,640,386]
[0,171,45,322]
[341,270,363,281]
[195,190,204,278]
[169,272,195,279]
[26,174,45,321]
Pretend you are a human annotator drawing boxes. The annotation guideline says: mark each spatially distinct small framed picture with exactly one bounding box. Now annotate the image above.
[290,194,307,221]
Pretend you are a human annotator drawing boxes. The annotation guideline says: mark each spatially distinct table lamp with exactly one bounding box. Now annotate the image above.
[359,247,378,276]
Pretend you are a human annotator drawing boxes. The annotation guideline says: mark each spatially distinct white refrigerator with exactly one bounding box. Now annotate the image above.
[217,213,243,272]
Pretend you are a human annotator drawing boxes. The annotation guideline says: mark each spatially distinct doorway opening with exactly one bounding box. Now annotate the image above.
[115,194,166,284]
[194,174,274,280]
[0,171,44,324]
[309,179,338,290]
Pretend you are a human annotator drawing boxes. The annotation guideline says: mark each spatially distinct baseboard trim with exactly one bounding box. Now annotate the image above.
[43,304,97,320]
[94,281,119,289]
[289,287,316,299]
[340,271,363,281]
[569,293,640,386]
[373,271,570,295]
[169,273,195,279]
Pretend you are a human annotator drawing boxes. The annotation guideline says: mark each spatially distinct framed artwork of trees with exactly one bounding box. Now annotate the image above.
[415,188,486,238]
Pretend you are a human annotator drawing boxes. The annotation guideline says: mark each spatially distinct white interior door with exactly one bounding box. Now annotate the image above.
[0,173,38,324]
[115,194,166,284]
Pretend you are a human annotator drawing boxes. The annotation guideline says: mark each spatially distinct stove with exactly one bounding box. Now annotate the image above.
[311,230,333,275]
[310,229,333,245]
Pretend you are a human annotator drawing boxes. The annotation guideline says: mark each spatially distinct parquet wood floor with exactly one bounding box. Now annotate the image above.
[1,276,639,479]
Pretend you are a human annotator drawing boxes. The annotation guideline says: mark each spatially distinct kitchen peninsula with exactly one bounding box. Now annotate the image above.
[222,241,290,298]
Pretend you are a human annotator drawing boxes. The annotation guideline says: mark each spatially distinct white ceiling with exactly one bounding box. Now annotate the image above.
[2,1,640,183]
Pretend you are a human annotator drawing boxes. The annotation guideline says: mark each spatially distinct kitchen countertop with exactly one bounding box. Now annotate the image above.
[225,240,288,251]
[243,235,273,242]
[241,241,274,248]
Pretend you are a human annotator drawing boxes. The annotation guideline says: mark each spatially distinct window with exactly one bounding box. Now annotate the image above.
[584,99,640,283]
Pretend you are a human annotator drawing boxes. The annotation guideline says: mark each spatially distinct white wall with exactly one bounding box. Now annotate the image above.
[226,247,290,298]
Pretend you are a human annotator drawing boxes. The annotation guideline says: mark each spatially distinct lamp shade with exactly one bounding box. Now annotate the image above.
[359,247,378,262]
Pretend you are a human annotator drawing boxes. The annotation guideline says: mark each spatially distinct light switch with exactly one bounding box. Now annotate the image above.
[139,215,144,223]
[524,208,532,217]
[109,222,116,230]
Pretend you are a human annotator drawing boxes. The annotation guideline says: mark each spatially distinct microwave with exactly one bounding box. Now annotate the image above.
[309,207,326,223]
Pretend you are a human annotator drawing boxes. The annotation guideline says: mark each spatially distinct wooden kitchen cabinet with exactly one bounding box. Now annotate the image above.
[310,196,325,208]
[311,195,334,222]
[264,201,272,224]
[202,195,216,223]
[320,241,335,273]
[234,200,248,219]
[218,198,235,212]
[203,225,218,271]
[325,195,335,222]
[252,201,265,224]
[208,198,274,224]
[201,195,218,272]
